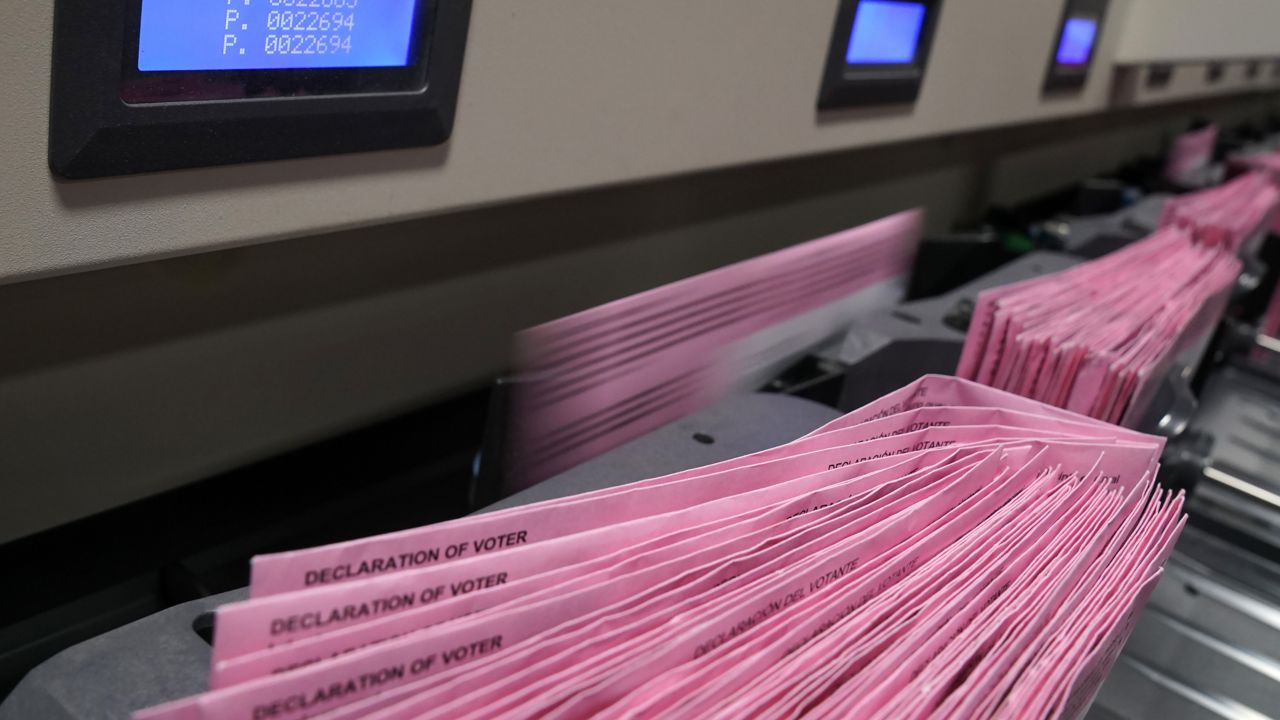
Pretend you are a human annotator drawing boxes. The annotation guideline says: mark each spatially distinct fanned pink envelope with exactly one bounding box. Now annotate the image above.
[137,377,1182,720]
[1160,171,1279,253]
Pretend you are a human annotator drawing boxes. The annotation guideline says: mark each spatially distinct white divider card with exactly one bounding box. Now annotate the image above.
[505,209,921,490]
[138,377,1182,720]
[1163,125,1218,187]
[956,226,1243,425]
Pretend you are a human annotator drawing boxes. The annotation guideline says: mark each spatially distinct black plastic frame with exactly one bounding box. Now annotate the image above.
[817,0,944,110]
[49,0,471,178]
[1147,63,1174,89]
[1043,0,1109,93]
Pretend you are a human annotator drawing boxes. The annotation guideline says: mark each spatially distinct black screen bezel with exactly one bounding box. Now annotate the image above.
[817,0,944,110]
[1043,0,1109,93]
[49,0,471,178]
[120,0,435,104]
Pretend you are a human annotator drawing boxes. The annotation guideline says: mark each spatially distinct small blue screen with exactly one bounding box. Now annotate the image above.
[1055,17,1098,66]
[845,0,927,65]
[138,0,421,72]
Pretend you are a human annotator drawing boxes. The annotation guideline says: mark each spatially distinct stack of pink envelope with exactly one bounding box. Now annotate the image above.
[957,227,1240,425]
[1227,153,1280,235]
[137,375,1182,720]
[1159,171,1280,252]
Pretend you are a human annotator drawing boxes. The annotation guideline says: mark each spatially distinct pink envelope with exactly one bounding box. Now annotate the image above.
[937,482,1157,719]
[509,210,921,487]
[878,467,1147,719]
[1000,490,1183,717]
[485,454,1034,720]
[737,484,1087,720]
[806,479,1117,717]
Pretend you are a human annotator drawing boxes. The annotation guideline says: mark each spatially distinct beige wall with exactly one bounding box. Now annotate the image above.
[5,0,1134,284]
[1116,0,1280,62]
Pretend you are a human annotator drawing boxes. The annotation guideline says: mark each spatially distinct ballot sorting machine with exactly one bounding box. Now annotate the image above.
[9,153,1280,720]
[822,190,1280,720]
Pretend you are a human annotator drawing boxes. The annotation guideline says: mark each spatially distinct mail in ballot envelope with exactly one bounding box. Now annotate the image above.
[138,375,1181,720]
[504,210,922,493]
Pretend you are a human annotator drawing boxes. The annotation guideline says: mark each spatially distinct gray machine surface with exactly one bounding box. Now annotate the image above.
[1092,526,1280,720]
[0,392,841,720]
[1057,194,1170,257]
[1186,364,1280,550]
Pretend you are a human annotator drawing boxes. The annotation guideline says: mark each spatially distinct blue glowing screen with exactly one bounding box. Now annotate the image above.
[845,1,927,65]
[1055,17,1098,66]
[138,0,421,72]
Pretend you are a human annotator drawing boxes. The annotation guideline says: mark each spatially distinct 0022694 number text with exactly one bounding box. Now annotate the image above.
[265,34,354,55]
[266,11,356,32]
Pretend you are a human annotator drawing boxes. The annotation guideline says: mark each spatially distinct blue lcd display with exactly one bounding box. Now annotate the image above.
[845,0,927,65]
[137,0,421,72]
[1055,17,1098,65]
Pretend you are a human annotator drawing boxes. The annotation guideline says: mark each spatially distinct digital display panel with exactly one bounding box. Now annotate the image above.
[1054,16,1098,66]
[137,0,421,72]
[845,1,927,65]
